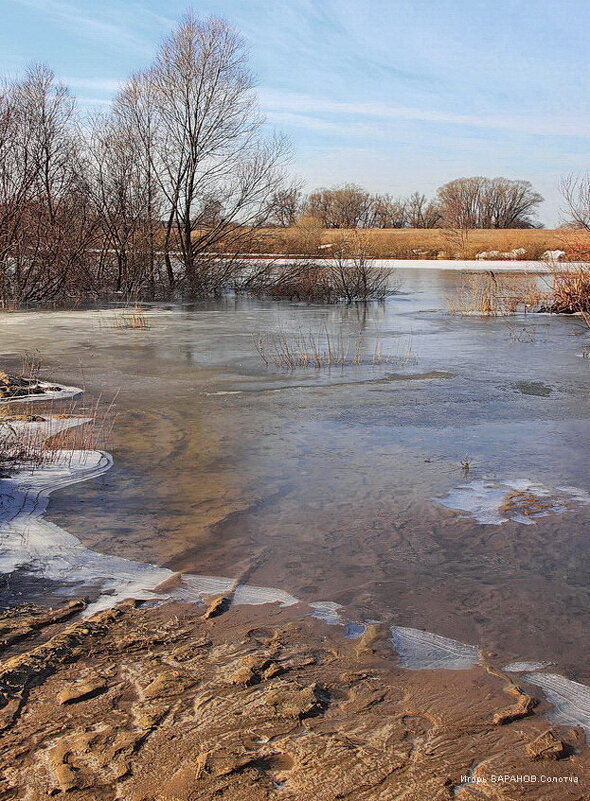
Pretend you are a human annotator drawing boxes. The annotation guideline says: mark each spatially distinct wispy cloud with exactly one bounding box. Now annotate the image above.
[7,0,152,54]
[260,89,590,140]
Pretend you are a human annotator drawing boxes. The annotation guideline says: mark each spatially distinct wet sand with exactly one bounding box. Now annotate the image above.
[0,597,588,801]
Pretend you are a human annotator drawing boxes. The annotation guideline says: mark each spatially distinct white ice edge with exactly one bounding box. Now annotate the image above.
[249,257,577,274]
[390,625,480,670]
[436,478,590,526]
[0,448,299,616]
[0,380,82,404]
[1,416,588,737]
[524,673,590,736]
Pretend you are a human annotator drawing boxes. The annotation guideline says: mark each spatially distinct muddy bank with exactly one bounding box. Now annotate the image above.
[0,598,587,801]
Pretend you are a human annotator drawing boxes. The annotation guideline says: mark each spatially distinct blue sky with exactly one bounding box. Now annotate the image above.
[2,0,588,225]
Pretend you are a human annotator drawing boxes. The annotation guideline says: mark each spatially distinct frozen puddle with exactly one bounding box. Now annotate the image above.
[308,600,344,625]
[503,661,553,673]
[0,442,298,616]
[390,626,479,670]
[437,479,590,525]
[524,673,590,737]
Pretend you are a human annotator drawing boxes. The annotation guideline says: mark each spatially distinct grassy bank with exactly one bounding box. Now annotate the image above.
[245,227,590,260]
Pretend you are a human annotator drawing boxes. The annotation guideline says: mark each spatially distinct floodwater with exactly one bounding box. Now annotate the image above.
[1,266,589,681]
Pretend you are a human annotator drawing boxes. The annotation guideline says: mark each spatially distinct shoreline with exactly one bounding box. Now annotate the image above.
[0,382,589,796]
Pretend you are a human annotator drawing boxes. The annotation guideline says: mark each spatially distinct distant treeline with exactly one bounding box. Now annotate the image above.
[0,11,588,305]
[268,178,545,230]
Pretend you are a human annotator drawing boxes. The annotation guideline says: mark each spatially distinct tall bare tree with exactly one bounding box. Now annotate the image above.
[368,194,408,228]
[88,104,162,298]
[406,191,441,228]
[118,13,289,296]
[268,184,302,227]
[0,65,98,304]
[305,183,374,228]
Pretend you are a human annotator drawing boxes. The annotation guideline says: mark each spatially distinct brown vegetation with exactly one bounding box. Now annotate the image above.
[547,266,590,314]
[447,272,548,316]
[239,236,395,303]
[253,329,399,370]
[249,226,589,260]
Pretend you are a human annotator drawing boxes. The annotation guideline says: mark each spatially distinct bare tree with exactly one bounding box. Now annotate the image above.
[560,173,590,230]
[268,184,302,227]
[368,194,408,228]
[436,177,543,229]
[406,191,441,228]
[88,105,163,299]
[305,183,373,228]
[118,13,289,296]
[0,65,98,304]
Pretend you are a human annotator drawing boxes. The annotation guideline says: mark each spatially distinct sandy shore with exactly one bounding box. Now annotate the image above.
[0,598,588,800]
[1,388,590,798]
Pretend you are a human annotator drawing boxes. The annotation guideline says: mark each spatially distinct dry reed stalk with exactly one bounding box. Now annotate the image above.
[98,305,150,330]
[253,328,411,370]
[549,266,590,313]
[0,392,118,475]
[448,272,548,316]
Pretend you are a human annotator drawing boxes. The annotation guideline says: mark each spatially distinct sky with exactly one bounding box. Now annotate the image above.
[1,0,589,225]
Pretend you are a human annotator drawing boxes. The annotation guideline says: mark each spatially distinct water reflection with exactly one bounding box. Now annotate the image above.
[0,268,588,679]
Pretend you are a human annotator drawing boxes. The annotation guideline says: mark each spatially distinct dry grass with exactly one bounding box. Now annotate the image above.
[243,228,590,260]
[253,328,413,370]
[548,266,590,314]
[447,272,549,316]
[98,306,150,329]
[0,393,117,475]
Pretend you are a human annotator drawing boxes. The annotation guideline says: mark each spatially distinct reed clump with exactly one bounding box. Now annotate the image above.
[447,272,548,316]
[0,394,117,476]
[99,306,150,329]
[546,266,590,314]
[253,328,413,370]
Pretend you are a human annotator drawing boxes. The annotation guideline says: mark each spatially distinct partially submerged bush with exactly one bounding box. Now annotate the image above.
[241,235,397,303]
[547,266,590,313]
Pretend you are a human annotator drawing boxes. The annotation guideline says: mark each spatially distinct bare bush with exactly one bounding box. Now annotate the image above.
[243,235,395,303]
[548,266,590,314]
[327,237,392,302]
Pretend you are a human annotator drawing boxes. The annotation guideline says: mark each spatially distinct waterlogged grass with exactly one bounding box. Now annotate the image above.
[253,329,415,370]
[0,394,117,476]
[447,272,549,316]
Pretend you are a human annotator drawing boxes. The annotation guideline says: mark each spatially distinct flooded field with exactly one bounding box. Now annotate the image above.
[1,267,589,683]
